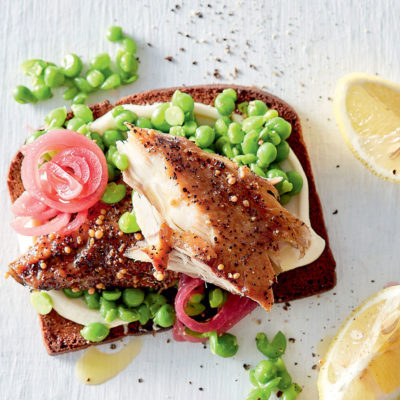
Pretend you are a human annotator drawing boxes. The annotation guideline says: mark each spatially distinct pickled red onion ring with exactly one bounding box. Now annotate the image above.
[21,130,107,213]
[11,191,48,217]
[174,275,258,336]
[60,210,88,235]
[11,213,71,236]
[42,162,84,200]
[172,319,207,343]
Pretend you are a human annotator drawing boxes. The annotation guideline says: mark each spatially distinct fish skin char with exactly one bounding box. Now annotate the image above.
[8,189,178,291]
[121,126,310,310]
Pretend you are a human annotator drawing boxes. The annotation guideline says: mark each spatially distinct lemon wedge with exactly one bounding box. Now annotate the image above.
[318,285,400,400]
[334,73,400,182]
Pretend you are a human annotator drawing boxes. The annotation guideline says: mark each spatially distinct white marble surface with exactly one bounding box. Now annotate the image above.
[1,0,399,399]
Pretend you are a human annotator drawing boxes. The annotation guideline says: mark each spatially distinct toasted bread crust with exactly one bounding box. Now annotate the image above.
[7,85,336,355]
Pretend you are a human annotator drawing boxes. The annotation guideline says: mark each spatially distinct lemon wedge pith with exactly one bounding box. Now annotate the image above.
[318,285,400,400]
[334,73,400,183]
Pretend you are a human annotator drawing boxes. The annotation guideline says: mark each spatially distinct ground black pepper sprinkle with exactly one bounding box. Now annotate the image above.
[213,69,222,79]
[110,344,116,350]
[138,378,144,383]
[165,56,174,62]
[199,387,204,391]
[332,209,338,215]
[243,363,251,370]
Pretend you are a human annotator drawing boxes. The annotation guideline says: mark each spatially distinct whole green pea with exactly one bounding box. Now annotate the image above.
[63,86,79,101]
[153,304,176,327]
[254,360,278,384]
[121,74,139,85]
[209,331,239,358]
[101,182,126,204]
[100,74,121,90]
[137,304,151,325]
[80,322,109,342]
[113,153,129,170]
[118,53,138,74]
[118,212,140,233]
[266,117,292,140]
[12,85,38,104]
[106,25,123,42]
[114,110,138,130]
[73,77,94,93]
[165,106,185,126]
[44,66,65,88]
[90,53,111,71]
[263,109,279,122]
[118,305,140,323]
[222,88,237,101]
[66,117,86,131]
[184,301,206,316]
[228,122,244,144]
[61,53,83,78]
[286,171,303,195]
[257,142,277,167]
[242,116,264,134]
[241,131,259,154]
[83,290,100,309]
[208,288,227,308]
[72,92,88,105]
[63,288,83,298]
[215,92,235,116]
[44,107,67,129]
[102,289,121,301]
[171,90,195,114]
[183,120,197,136]
[103,129,124,147]
[86,69,105,88]
[151,103,171,132]
[123,288,145,308]
[71,104,94,123]
[259,127,281,146]
[31,77,52,100]
[247,100,268,116]
[136,117,153,129]
[214,118,229,136]
[120,37,137,54]
[30,291,53,315]
[275,140,290,162]
[195,125,215,148]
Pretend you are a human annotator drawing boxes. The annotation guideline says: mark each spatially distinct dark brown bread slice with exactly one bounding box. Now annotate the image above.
[7,85,336,355]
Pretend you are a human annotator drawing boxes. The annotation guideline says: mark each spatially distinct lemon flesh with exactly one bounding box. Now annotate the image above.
[318,285,400,400]
[334,73,400,182]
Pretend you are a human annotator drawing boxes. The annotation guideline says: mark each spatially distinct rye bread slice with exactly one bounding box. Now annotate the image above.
[7,85,336,355]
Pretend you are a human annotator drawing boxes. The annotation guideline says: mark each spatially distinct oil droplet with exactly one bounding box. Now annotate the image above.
[76,338,143,385]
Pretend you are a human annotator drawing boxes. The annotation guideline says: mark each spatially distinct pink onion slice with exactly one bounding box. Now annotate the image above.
[11,213,71,236]
[60,210,88,235]
[21,130,108,213]
[174,275,258,336]
[42,162,84,200]
[11,191,48,217]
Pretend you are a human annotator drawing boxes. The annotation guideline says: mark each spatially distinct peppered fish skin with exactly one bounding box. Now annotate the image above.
[8,189,178,291]
[119,126,310,310]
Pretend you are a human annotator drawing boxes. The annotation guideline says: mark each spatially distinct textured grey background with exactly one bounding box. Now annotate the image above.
[1,1,399,399]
